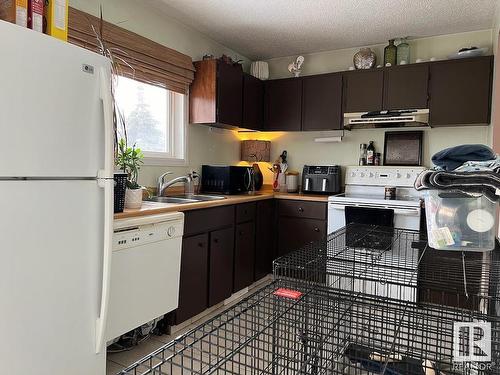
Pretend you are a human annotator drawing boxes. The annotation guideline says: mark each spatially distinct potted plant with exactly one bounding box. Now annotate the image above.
[116,138,144,209]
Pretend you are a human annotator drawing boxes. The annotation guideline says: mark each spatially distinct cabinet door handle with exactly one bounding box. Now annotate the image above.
[198,242,204,248]
[213,238,219,244]
[239,231,244,236]
[314,227,320,232]
[298,207,304,213]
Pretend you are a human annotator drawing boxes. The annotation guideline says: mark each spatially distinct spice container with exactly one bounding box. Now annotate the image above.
[359,144,367,166]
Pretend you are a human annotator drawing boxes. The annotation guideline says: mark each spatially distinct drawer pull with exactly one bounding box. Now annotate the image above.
[198,242,204,248]
[298,207,304,213]
[314,227,320,232]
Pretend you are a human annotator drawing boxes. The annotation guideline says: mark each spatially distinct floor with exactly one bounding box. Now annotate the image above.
[106,276,272,375]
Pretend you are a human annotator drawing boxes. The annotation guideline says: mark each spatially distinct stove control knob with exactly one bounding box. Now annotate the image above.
[350,172,356,177]
[406,173,412,179]
[396,172,401,178]
[369,172,374,177]
[360,172,365,178]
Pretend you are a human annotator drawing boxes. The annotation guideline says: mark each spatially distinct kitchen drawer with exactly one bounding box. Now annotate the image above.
[278,200,326,220]
[184,205,234,236]
[236,202,256,223]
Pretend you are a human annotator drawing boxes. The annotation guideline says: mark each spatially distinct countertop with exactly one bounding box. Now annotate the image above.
[114,190,330,219]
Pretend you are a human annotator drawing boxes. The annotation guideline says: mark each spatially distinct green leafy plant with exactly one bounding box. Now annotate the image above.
[116,139,144,189]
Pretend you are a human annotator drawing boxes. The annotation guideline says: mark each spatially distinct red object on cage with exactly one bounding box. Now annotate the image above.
[273,288,303,300]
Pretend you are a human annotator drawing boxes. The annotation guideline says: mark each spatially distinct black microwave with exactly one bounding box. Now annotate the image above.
[201,165,253,195]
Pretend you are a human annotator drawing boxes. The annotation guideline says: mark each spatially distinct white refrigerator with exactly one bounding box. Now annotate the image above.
[0,21,114,374]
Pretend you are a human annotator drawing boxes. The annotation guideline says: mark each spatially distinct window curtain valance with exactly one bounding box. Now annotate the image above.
[68,7,195,95]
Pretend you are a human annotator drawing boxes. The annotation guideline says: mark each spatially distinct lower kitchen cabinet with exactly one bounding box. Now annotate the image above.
[255,200,276,280]
[176,233,209,324]
[277,200,327,257]
[234,221,256,292]
[175,198,325,325]
[277,217,326,256]
[208,227,235,307]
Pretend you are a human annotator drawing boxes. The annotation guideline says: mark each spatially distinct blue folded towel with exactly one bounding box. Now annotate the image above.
[432,144,496,171]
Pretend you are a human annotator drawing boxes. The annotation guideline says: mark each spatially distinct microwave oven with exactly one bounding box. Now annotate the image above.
[201,165,253,195]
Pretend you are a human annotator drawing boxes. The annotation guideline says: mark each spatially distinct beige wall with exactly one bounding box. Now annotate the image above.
[265,30,493,79]
[250,30,496,185]
[491,3,500,152]
[238,127,491,185]
[70,0,245,187]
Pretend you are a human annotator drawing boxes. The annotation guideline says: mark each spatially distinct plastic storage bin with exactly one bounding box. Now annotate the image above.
[424,190,497,251]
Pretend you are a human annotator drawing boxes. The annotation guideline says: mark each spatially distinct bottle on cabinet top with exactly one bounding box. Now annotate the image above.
[397,37,410,65]
[384,39,397,66]
[366,141,375,166]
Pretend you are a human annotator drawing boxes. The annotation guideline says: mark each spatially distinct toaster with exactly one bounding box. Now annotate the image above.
[301,165,341,194]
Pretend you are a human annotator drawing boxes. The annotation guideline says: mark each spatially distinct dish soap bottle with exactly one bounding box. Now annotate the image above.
[384,39,397,66]
[367,141,375,165]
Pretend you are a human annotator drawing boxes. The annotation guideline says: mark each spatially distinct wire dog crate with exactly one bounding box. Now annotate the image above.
[118,224,500,375]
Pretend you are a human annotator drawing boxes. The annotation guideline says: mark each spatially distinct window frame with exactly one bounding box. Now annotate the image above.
[142,91,188,166]
[116,76,188,166]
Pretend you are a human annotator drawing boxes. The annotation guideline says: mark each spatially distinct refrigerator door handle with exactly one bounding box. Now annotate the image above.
[99,66,114,179]
[95,178,114,353]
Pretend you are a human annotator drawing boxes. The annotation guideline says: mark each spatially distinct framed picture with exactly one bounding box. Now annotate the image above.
[383,131,423,166]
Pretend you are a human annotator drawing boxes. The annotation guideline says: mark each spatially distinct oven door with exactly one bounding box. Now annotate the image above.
[328,202,421,234]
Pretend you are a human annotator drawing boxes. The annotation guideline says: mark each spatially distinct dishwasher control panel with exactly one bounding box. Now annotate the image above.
[113,220,183,251]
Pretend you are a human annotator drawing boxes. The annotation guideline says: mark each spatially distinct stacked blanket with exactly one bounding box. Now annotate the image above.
[415,145,500,202]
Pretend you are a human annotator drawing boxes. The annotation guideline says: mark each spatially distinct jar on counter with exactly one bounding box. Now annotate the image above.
[285,171,299,193]
[374,153,381,166]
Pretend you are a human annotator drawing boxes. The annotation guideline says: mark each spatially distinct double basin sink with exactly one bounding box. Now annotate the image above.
[146,194,227,205]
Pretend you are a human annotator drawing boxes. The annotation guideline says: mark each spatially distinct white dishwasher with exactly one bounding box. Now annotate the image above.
[106,212,184,342]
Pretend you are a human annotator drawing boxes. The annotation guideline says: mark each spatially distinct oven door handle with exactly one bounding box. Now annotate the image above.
[329,203,420,216]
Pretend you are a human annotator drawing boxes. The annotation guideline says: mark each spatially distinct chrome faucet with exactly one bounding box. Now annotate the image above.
[157,171,199,197]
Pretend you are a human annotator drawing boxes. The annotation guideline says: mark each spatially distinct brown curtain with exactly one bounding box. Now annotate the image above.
[68,7,195,95]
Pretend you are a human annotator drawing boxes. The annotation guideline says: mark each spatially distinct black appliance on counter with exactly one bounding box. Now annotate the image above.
[201,165,253,195]
[301,165,341,194]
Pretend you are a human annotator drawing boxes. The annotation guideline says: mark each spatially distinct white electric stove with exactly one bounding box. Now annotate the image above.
[328,166,426,233]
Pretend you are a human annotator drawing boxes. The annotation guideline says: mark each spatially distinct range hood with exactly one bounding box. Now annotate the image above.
[344,109,429,130]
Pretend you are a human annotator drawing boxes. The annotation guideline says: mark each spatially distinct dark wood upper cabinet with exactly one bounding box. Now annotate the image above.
[429,56,493,127]
[208,227,234,307]
[343,69,384,113]
[302,73,343,131]
[242,73,264,130]
[264,78,302,131]
[189,59,243,128]
[383,64,429,110]
[217,61,243,126]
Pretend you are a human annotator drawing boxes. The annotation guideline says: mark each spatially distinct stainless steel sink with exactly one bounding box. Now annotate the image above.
[146,194,226,204]
[169,194,227,201]
[146,196,199,204]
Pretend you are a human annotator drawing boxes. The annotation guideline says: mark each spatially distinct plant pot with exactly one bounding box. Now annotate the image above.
[125,188,143,209]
